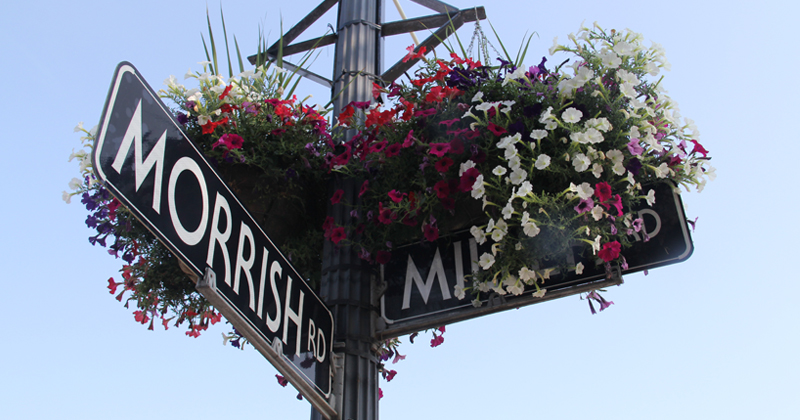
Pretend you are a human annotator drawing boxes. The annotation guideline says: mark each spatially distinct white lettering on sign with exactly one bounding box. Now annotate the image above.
[630,209,662,242]
[401,239,481,310]
[111,99,167,213]
[167,156,209,246]
[402,248,450,309]
[207,192,232,286]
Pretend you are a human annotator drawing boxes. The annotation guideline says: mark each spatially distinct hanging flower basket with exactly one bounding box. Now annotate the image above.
[324,24,714,300]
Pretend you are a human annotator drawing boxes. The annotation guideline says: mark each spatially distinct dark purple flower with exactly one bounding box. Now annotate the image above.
[626,157,642,176]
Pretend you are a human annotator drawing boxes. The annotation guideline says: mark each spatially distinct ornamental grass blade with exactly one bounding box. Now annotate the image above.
[205,7,219,76]
[220,5,234,78]
[234,36,245,74]
[488,21,513,65]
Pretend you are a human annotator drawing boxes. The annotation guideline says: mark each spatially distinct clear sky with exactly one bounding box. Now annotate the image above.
[2,1,797,419]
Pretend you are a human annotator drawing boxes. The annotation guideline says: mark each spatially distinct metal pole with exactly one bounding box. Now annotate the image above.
[312,1,384,419]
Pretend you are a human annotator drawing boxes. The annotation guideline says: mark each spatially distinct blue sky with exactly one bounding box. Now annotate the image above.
[2,1,798,419]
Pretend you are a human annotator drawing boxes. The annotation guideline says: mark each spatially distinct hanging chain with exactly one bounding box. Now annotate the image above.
[465,7,499,64]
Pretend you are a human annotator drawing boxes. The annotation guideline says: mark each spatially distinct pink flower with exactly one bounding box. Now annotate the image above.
[433,180,450,199]
[359,180,369,197]
[402,130,416,148]
[107,278,119,294]
[574,198,594,214]
[430,334,444,347]
[627,139,644,155]
[276,374,289,387]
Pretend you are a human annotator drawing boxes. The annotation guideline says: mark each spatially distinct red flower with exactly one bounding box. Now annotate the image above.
[372,82,385,99]
[276,374,289,387]
[459,167,481,192]
[331,189,344,205]
[218,85,233,100]
[690,139,709,157]
[322,216,335,232]
[433,180,450,199]
[430,334,444,347]
[359,180,369,198]
[402,45,427,62]
[378,203,396,224]
[594,182,612,203]
[598,241,622,262]
[107,278,118,294]
[385,369,397,381]
[338,105,356,127]
[448,138,465,155]
[435,157,454,173]
[201,117,229,134]
[376,251,392,264]
[441,197,455,210]
[423,223,439,242]
[487,122,507,136]
[330,227,346,244]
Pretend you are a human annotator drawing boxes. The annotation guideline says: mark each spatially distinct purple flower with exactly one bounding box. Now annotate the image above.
[626,157,642,176]
[627,139,644,156]
[574,198,594,214]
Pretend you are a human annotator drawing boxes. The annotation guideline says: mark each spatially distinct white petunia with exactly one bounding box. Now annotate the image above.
[68,177,82,191]
[576,182,594,200]
[592,163,604,178]
[497,133,521,149]
[598,50,621,68]
[470,225,487,244]
[530,129,548,140]
[472,91,484,102]
[492,166,507,176]
[561,107,583,124]
[523,219,540,237]
[535,154,551,170]
[62,191,72,204]
[645,189,656,206]
[502,202,515,219]
[572,153,591,172]
[459,160,476,176]
[545,120,558,131]
[575,262,584,275]
[532,289,547,298]
[508,168,528,185]
[519,267,537,284]
[606,149,624,165]
[591,205,604,221]
[654,162,671,178]
[479,253,495,270]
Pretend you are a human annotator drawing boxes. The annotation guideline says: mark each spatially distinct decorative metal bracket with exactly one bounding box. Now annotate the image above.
[246,0,486,87]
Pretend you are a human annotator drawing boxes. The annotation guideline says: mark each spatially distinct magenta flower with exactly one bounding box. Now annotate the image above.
[331,189,344,205]
[376,250,392,264]
[359,180,369,197]
[594,181,612,203]
[429,142,450,157]
[598,241,621,262]
[487,122,507,136]
[388,190,406,203]
[423,223,439,242]
[435,157,453,173]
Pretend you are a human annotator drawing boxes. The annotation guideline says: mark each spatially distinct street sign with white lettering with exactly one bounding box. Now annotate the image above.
[92,62,335,419]
[378,182,692,338]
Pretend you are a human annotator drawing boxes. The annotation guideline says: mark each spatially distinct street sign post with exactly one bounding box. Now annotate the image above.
[377,182,693,338]
[92,62,336,419]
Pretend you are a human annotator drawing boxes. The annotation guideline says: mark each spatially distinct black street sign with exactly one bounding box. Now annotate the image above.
[378,182,692,338]
[92,62,335,418]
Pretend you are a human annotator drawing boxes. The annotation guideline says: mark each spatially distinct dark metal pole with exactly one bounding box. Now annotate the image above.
[312,1,384,419]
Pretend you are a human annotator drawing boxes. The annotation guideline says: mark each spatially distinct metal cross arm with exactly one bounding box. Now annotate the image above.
[246,0,486,87]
